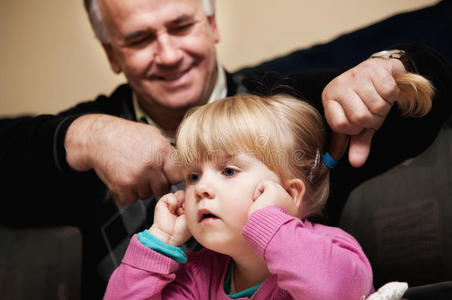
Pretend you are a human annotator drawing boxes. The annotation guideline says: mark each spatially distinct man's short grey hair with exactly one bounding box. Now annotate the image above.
[83,0,216,44]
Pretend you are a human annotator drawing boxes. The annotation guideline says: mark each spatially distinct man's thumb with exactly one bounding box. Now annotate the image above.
[348,128,375,167]
[163,147,183,185]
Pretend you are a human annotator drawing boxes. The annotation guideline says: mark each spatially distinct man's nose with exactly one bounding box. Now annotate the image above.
[155,34,183,65]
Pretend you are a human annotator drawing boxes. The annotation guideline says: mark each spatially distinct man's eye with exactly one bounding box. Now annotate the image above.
[223,167,237,177]
[170,23,194,34]
[126,35,154,47]
[130,38,146,46]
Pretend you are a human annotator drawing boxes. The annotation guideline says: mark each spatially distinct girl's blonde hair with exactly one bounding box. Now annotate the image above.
[176,72,434,220]
[176,94,329,219]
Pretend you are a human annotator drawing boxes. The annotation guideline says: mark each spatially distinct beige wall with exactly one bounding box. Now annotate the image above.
[0,0,438,116]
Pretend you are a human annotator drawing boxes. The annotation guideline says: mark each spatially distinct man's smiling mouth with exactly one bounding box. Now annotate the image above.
[154,67,191,81]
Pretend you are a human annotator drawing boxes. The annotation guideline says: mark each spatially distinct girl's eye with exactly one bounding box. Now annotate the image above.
[223,167,237,177]
[187,173,200,183]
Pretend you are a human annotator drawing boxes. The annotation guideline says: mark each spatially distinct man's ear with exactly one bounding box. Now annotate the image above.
[207,15,220,44]
[285,178,306,218]
[102,43,122,74]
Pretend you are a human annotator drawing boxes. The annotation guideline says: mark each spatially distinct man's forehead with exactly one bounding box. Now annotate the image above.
[99,0,204,18]
[98,0,206,38]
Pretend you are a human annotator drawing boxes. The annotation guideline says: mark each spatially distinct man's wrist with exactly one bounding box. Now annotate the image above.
[53,114,82,174]
[370,49,415,73]
[65,114,100,171]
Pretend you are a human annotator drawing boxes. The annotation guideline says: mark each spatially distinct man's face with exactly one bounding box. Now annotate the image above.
[99,0,220,111]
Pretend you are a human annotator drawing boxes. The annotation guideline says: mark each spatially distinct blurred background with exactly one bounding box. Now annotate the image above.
[0,0,437,116]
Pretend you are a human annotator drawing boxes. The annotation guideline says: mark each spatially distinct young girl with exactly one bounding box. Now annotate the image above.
[104,74,432,299]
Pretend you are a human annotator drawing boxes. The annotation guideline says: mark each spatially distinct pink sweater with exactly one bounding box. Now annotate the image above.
[104,206,373,299]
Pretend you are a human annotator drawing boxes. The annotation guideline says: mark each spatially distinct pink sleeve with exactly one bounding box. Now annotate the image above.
[243,206,374,300]
[103,235,180,300]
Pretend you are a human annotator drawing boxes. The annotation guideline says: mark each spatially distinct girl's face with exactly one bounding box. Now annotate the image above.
[183,154,281,256]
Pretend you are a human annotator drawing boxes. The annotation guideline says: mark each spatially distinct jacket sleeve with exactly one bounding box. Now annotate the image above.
[0,113,94,227]
[242,206,374,300]
[0,87,132,227]
[0,86,132,181]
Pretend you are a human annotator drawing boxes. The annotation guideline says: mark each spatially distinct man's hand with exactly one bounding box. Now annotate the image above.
[148,191,191,246]
[322,58,406,167]
[65,114,183,204]
[249,180,298,218]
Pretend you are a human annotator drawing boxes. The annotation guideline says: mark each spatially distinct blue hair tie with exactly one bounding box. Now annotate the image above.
[322,152,338,169]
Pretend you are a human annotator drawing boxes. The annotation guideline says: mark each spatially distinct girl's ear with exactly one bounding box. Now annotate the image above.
[284,178,306,218]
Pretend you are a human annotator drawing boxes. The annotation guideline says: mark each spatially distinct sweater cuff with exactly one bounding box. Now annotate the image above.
[242,206,293,258]
[122,235,180,274]
[137,230,187,263]
[53,114,82,174]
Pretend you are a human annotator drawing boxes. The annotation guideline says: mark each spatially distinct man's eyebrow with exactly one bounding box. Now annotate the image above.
[123,15,195,42]
[169,14,195,25]
[124,30,149,43]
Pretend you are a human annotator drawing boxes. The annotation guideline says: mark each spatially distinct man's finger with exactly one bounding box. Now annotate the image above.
[371,70,401,105]
[149,171,171,197]
[348,128,376,167]
[136,182,153,200]
[163,147,184,185]
[339,91,386,132]
[116,190,139,206]
[355,79,394,118]
[324,99,363,135]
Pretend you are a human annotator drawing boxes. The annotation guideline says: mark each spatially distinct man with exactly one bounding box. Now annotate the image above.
[1,0,451,298]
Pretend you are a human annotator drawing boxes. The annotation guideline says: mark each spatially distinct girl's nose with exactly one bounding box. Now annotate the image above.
[194,180,215,201]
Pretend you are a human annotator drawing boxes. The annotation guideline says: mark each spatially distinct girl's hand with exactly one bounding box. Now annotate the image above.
[249,180,299,218]
[148,190,192,246]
